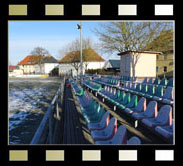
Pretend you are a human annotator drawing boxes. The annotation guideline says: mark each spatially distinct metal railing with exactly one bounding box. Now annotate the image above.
[30,77,65,144]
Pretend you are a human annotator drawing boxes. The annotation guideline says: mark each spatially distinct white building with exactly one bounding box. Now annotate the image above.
[58,48,105,76]
[34,56,58,74]
[118,51,162,78]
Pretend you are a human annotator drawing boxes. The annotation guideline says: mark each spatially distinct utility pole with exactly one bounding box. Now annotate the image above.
[77,21,83,83]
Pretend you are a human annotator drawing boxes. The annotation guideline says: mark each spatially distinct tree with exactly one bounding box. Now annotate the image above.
[145,29,173,54]
[94,22,173,76]
[58,37,96,75]
[30,47,50,74]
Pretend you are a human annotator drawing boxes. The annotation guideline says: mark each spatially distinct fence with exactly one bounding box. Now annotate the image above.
[30,77,65,144]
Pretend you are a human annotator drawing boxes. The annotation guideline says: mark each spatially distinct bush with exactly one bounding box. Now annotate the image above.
[85,69,120,76]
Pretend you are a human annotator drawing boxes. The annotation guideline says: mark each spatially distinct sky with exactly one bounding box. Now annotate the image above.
[9,21,120,65]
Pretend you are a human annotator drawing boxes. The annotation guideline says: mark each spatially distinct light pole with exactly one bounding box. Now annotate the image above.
[77,21,83,83]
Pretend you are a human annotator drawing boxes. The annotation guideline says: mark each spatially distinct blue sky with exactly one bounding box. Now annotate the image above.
[9,21,119,65]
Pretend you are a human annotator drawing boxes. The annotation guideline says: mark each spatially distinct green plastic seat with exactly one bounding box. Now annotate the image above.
[120,95,138,109]
[144,84,155,98]
[153,77,160,85]
[167,78,174,87]
[160,78,167,87]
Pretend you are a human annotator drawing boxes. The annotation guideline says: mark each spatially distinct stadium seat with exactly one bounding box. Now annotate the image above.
[127,136,141,144]
[124,97,146,114]
[155,120,174,140]
[88,112,110,131]
[132,101,158,119]
[162,87,174,105]
[91,117,117,141]
[141,105,172,128]
[153,85,164,101]
[153,77,160,85]
[119,95,138,110]
[167,78,174,87]
[95,125,128,144]
[144,84,155,99]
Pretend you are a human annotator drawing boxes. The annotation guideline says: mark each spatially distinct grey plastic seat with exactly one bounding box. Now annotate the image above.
[91,117,117,141]
[127,136,141,144]
[95,125,128,144]
[124,97,146,114]
[88,112,110,131]
[155,120,174,139]
[141,105,172,128]
[132,101,158,120]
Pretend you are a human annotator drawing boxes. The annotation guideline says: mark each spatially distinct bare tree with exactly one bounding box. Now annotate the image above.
[58,37,96,75]
[93,21,173,76]
[30,47,50,74]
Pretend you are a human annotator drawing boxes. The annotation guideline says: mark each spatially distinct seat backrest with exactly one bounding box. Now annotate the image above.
[153,77,160,85]
[160,77,168,86]
[135,97,146,112]
[155,85,164,97]
[122,93,131,104]
[135,83,142,92]
[111,125,128,144]
[156,105,172,125]
[131,82,137,90]
[141,83,148,93]
[125,95,138,108]
[147,84,155,95]
[144,101,158,118]
[167,78,174,87]
[163,87,173,100]
[103,117,117,136]
[142,77,148,84]
[147,77,154,84]
[118,91,126,101]
[101,112,110,128]
[127,136,141,144]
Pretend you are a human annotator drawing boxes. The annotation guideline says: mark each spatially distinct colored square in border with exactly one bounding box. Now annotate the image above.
[45,5,64,15]
[9,5,27,16]
[82,150,101,161]
[46,150,64,161]
[9,150,28,161]
[155,5,173,16]
[119,150,137,161]
[82,5,100,16]
[155,150,174,161]
[118,5,137,15]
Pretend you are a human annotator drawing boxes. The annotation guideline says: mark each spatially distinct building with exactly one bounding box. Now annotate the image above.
[58,48,105,76]
[156,53,173,77]
[103,59,120,72]
[34,56,58,74]
[118,51,162,79]
[18,55,43,74]
[9,66,23,77]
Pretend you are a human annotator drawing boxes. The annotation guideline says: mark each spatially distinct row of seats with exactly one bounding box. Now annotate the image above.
[94,77,120,87]
[119,82,174,105]
[96,86,173,142]
[83,80,102,92]
[142,77,174,87]
[71,81,84,96]
[73,87,142,144]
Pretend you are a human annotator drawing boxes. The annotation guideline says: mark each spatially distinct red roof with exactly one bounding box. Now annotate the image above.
[18,55,44,65]
[9,66,17,71]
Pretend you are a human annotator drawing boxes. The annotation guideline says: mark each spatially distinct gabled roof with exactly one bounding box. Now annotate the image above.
[18,55,44,65]
[41,56,58,63]
[9,66,17,71]
[118,51,163,56]
[58,48,105,63]
[108,60,120,68]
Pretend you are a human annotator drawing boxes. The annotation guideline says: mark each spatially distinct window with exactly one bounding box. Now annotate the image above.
[164,66,167,73]
[156,67,158,73]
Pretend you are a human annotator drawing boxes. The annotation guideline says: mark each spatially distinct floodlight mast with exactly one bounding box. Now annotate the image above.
[77,21,83,83]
